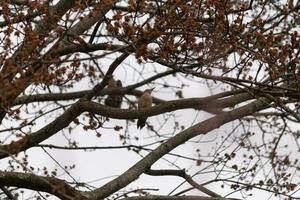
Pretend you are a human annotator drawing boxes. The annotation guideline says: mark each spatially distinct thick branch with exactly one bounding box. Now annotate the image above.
[59,0,117,46]
[79,93,256,120]
[34,0,77,35]
[0,171,88,200]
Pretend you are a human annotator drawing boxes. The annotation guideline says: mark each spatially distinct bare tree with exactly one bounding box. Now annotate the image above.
[0,0,300,199]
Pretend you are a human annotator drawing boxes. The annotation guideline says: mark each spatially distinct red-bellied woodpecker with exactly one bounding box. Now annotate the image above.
[137,88,154,129]
[104,77,123,108]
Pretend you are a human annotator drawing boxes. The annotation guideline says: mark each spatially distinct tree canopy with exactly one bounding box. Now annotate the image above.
[0,0,300,199]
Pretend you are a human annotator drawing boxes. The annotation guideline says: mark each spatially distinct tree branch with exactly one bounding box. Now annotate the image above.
[146,169,221,197]
[0,171,88,200]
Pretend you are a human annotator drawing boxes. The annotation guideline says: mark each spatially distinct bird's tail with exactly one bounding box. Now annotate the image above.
[137,118,147,129]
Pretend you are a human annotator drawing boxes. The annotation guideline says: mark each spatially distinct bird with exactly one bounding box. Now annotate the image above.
[104,77,123,108]
[137,88,154,129]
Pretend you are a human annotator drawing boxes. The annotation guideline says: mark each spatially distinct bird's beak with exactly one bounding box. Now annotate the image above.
[150,88,155,92]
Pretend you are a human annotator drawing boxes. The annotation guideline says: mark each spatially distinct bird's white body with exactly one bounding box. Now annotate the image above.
[138,90,153,109]
[137,89,154,129]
